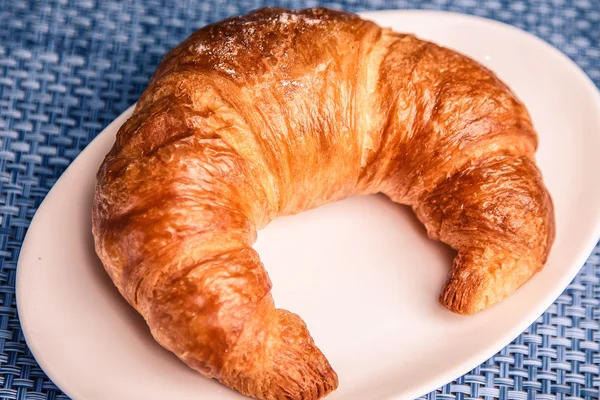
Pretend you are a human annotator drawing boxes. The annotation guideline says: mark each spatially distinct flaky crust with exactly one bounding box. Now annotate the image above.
[92,7,555,400]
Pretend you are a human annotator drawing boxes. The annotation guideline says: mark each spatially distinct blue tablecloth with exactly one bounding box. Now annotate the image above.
[1,1,599,399]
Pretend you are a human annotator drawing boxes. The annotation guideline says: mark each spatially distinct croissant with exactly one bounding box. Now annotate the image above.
[92,6,555,400]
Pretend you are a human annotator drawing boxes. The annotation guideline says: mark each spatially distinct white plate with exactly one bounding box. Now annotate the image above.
[16,10,600,400]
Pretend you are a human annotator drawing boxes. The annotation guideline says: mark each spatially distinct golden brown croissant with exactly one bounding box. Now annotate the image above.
[92,7,555,400]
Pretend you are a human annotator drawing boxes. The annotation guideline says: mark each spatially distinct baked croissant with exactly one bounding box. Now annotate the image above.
[92,7,555,400]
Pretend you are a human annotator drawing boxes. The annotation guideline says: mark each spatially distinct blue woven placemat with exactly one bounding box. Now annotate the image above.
[1,1,599,399]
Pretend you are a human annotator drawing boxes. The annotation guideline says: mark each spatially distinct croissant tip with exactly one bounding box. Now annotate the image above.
[219,308,338,400]
[439,276,487,315]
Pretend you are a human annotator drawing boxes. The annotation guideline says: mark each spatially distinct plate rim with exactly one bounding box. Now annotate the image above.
[15,8,600,400]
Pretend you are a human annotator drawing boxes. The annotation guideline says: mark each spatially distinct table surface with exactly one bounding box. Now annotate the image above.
[1,1,599,399]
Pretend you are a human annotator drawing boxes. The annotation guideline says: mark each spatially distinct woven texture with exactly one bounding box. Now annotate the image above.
[1,0,599,399]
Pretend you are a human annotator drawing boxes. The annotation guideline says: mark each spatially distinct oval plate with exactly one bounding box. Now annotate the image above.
[16,10,600,400]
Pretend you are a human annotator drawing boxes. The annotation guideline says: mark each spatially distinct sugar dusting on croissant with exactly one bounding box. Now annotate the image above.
[92,7,555,400]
